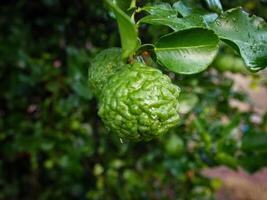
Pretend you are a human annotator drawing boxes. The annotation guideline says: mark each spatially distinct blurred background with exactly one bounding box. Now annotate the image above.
[0,0,267,199]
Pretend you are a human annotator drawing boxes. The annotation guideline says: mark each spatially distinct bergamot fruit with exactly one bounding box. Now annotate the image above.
[98,62,180,141]
[88,48,125,98]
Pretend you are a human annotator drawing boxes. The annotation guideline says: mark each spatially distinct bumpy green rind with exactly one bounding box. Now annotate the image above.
[88,48,126,97]
[99,63,180,141]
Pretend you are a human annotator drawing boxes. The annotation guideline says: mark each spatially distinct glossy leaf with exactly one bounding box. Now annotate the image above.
[139,14,206,31]
[173,0,218,23]
[138,3,177,29]
[204,0,223,13]
[105,0,139,59]
[138,3,180,30]
[138,2,216,30]
[209,8,267,71]
[173,0,208,17]
[155,28,219,74]
[140,3,177,16]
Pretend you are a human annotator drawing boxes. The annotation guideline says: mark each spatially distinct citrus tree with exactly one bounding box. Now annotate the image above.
[0,0,267,199]
[90,0,267,140]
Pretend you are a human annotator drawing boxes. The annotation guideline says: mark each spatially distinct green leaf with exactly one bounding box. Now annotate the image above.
[139,14,206,31]
[209,8,267,71]
[239,153,267,172]
[112,0,136,11]
[173,0,218,23]
[72,81,93,100]
[213,54,248,73]
[105,0,139,59]
[137,3,181,30]
[204,0,223,13]
[138,2,216,31]
[164,134,184,157]
[67,47,93,100]
[173,0,208,17]
[155,28,219,74]
[215,152,238,169]
[242,132,267,152]
[177,14,207,30]
[140,3,177,16]
[179,93,199,114]
[193,118,212,150]
[203,13,218,24]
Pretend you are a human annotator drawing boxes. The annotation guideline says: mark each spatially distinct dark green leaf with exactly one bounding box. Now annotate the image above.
[242,132,267,152]
[193,117,212,150]
[140,3,177,16]
[105,0,139,59]
[155,28,219,74]
[138,14,206,31]
[239,153,267,172]
[209,8,267,71]
[71,81,93,100]
[67,47,93,100]
[112,0,136,11]
[137,3,181,30]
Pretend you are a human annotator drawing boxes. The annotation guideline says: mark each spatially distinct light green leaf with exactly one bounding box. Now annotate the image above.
[179,93,199,114]
[204,0,223,13]
[209,8,267,71]
[155,28,219,74]
[213,54,248,73]
[105,0,139,59]
[215,152,238,169]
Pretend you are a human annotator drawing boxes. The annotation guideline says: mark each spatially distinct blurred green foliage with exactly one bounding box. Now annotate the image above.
[0,0,267,199]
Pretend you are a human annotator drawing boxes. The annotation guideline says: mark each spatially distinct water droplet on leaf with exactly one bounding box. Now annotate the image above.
[215,20,222,26]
